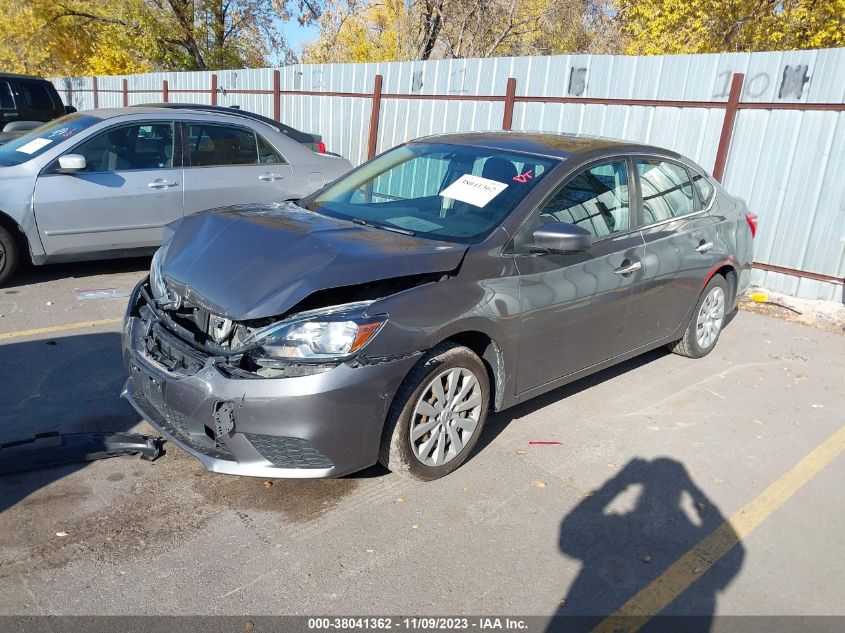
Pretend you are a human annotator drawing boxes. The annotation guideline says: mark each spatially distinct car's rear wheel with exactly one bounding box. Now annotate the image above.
[0,225,19,287]
[669,274,728,359]
[379,342,490,480]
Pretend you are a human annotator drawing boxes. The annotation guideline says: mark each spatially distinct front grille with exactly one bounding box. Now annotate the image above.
[144,321,208,375]
[243,434,334,469]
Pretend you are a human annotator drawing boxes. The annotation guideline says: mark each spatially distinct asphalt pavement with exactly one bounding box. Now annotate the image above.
[1,259,844,624]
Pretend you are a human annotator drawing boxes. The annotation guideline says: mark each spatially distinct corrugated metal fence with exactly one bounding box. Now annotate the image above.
[53,49,845,301]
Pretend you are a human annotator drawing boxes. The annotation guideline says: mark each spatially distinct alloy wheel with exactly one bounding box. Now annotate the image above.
[696,286,725,349]
[410,367,483,467]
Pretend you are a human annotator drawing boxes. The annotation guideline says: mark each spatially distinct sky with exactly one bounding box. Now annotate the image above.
[274,16,320,62]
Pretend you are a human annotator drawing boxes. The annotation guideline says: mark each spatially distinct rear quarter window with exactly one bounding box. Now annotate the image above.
[691,172,715,208]
[0,80,14,110]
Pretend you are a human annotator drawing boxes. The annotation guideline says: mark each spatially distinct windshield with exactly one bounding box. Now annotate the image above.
[306,143,559,243]
[0,114,101,167]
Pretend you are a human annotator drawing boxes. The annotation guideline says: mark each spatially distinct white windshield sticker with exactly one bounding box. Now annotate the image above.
[440,174,508,208]
[15,138,53,155]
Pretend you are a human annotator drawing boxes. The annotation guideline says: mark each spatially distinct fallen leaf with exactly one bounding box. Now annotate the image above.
[395,496,405,503]
[515,449,527,455]
[531,480,546,489]
[411,523,420,529]
[583,491,594,497]
[262,481,273,489]
[245,621,255,632]
[55,532,68,537]
[462,485,470,493]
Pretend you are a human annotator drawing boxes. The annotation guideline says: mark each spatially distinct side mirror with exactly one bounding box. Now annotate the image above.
[57,154,86,173]
[532,221,592,253]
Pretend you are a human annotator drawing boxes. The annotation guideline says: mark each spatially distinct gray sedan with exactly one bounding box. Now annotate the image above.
[123,132,756,480]
[0,107,352,285]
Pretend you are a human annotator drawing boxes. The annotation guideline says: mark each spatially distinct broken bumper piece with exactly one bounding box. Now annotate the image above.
[122,314,418,478]
[0,432,163,476]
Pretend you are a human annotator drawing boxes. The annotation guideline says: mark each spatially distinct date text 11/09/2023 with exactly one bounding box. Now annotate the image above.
[307,618,528,630]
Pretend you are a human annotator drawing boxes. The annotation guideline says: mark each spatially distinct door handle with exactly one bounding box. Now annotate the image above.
[258,173,284,182]
[613,260,642,275]
[148,179,178,189]
[695,241,714,253]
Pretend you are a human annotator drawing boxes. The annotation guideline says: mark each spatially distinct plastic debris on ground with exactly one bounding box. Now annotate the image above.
[74,288,129,301]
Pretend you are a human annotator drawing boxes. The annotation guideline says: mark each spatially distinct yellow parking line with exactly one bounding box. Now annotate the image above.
[0,317,123,341]
[593,423,845,633]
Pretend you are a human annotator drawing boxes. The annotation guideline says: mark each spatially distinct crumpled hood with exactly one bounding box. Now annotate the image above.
[161,203,468,321]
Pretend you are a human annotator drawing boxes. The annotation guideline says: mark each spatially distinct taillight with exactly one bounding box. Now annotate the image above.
[316,141,327,154]
[745,212,758,238]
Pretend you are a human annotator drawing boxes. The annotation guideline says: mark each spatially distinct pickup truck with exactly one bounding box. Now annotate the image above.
[0,74,73,144]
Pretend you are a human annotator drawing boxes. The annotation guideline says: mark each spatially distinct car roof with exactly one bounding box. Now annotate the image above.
[87,106,264,120]
[411,131,681,161]
[84,106,318,144]
[133,103,319,143]
[0,72,53,82]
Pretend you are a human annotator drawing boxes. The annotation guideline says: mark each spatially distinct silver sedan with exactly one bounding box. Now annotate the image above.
[0,107,352,285]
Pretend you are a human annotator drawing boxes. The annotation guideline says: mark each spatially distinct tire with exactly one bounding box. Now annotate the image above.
[379,342,490,481]
[0,225,19,288]
[669,274,729,359]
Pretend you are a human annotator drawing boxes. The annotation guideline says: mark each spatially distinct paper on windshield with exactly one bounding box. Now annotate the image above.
[440,174,508,208]
[15,138,52,155]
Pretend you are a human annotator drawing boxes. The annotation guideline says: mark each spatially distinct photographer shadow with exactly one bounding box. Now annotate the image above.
[548,457,744,633]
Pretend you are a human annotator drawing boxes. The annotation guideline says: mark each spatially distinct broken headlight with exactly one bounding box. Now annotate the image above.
[149,247,180,310]
[244,303,386,365]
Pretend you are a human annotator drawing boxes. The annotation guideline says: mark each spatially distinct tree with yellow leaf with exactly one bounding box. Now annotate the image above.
[301,0,621,62]
[616,0,845,54]
[0,0,290,76]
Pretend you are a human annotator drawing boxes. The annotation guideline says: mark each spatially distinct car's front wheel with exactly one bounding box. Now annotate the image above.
[379,343,490,480]
[0,225,19,287]
[669,274,729,358]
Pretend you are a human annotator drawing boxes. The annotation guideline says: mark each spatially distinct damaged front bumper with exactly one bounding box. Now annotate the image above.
[121,286,419,479]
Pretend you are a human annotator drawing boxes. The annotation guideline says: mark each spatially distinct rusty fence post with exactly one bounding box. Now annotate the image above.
[273,69,281,121]
[92,76,98,109]
[122,78,128,107]
[162,79,169,103]
[502,77,517,130]
[211,73,218,105]
[713,72,744,183]
[367,74,384,160]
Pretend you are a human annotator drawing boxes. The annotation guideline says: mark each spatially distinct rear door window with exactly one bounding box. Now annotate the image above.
[19,81,55,110]
[186,123,258,167]
[636,159,696,223]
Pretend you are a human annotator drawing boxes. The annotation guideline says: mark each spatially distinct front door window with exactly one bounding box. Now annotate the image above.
[72,122,175,172]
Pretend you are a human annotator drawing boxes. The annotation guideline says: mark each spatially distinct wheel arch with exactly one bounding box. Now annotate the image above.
[0,210,32,265]
[434,330,506,412]
[706,262,738,308]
